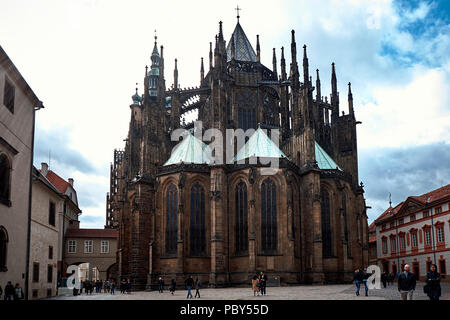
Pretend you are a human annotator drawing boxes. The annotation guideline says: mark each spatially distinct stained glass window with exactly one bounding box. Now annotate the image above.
[190,183,206,256]
[165,184,178,255]
[261,179,277,253]
[235,181,248,254]
[321,189,332,257]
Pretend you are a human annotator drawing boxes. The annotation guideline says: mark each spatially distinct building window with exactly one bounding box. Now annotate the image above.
[424,229,431,246]
[49,202,56,226]
[321,188,332,257]
[3,78,15,113]
[32,290,38,299]
[68,240,76,253]
[399,218,404,225]
[33,262,39,282]
[261,179,277,254]
[0,154,11,206]
[400,234,406,250]
[382,237,388,254]
[439,260,447,275]
[237,90,257,131]
[47,265,53,283]
[235,181,248,255]
[48,246,53,260]
[437,226,445,243]
[424,211,430,218]
[410,215,416,222]
[84,240,93,253]
[390,236,396,253]
[390,222,394,229]
[165,184,178,255]
[190,183,206,256]
[101,240,109,253]
[46,289,52,297]
[382,224,386,230]
[411,232,418,248]
[0,226,8,271]
[435,207,442,214]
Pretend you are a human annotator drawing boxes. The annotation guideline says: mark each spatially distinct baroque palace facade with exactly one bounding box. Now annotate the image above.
[106,18,369,289]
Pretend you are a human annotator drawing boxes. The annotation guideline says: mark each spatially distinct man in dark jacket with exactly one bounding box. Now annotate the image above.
[353,269,364,296]
[258,272,268,296]
[425,264,441,301]
[185,275,194,299]
[4,281,14,300]
[398,264,416,300]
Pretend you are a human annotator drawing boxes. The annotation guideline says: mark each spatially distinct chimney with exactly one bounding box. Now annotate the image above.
[41,162,48,176]
[68,178,74,187]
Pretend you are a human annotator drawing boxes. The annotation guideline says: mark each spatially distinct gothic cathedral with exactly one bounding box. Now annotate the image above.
[106,18,369,290]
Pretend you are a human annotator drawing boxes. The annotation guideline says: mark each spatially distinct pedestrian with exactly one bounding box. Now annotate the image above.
[194,277,201,298]
[99,280,103,293]
[252,275,259,297]
[362,268,370,296]
[353,269,364,296]
[184,275,194,299]
[126,279,132,294]
[398,264,416,300]
[111,279,116,295]
[13,283,24,300]
[4,281,14,300]
[381,272,387,288]
[258,271,267,296]
[158,277,164,293]
[120,279,126,294]
[169,279,176,295]
[425,264,441,301]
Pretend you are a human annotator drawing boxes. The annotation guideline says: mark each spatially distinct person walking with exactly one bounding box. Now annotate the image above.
[158,277,164,293]
[4,281,14,300]
[194,277,201,298]
[13,283,24,300]
[425,264,441,301]
[126,279,131,294]
[258,272,267,296]
[169,279,176,295]
[120,279,126,294]
[398,264,416,300]
[353,269,364,296]
[362,268,370,297]
[110,279,116,295]
[185,275,194,299]
[381,272,387,288]
[252,275,259,297]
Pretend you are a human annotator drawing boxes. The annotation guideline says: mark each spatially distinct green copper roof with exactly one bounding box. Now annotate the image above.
[164,133,212,166]
[315,142,342,171]
[234,127,288,162]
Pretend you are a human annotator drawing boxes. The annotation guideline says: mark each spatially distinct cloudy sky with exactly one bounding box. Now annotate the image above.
[1,0,449,227]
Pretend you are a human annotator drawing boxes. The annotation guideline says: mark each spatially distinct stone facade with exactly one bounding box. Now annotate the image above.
[29,167,64,299]
[64,228,118,281]
[107,20,369,290]
[374,185,450,281]
[0,45,43,297]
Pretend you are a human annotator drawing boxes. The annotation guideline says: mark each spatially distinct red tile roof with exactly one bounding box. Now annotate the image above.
[43,170,72,194]
[374,184,450,224]
[66,228,118,239]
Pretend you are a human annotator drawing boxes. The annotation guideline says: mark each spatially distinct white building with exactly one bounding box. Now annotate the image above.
[0,44,43,297]
[374,184,450,281]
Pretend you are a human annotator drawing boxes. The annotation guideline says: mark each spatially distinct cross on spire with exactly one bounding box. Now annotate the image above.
[235,5,241,22]
[154,29,157,43]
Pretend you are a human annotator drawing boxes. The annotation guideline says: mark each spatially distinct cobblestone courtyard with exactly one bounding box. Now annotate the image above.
[49,282,450,300]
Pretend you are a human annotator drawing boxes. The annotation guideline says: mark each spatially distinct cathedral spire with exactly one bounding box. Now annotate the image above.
[174,58,178,89]
[331,62,337,94]
[256,35,261,62]
[316,69,321,102]
[290,30,299,87]
[331,62,339,119]
[303,44,309,85]
[209,42,213,70]
[280,46,286,81]
[200,57,204,84]
[348,82,354,116]
[272,48,277,77]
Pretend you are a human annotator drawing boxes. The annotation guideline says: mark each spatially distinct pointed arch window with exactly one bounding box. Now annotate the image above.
[190,183,206,256]
[261,178,277,253]
[321,189,332,258]
[0,154,12,206]
[0,226,8,272]
[342,194,351,257]
[165,184,178,255]
[235,181,248,254]
[237,90,257,131]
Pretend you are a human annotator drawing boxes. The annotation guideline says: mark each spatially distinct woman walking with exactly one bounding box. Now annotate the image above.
[194,278,201,298]
[252,275,259,297]
[425,264,441,301]
[169,279,176,295]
